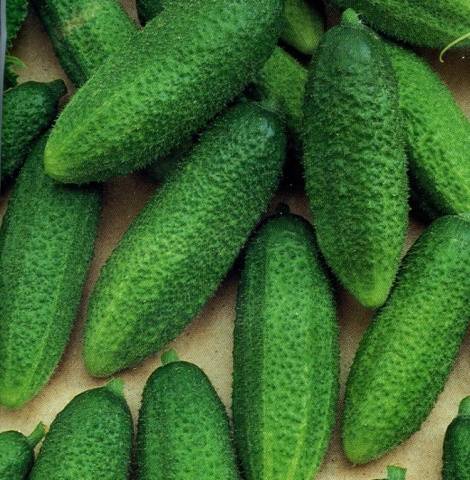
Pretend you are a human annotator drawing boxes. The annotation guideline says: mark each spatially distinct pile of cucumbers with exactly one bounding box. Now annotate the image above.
[1,0,469,478]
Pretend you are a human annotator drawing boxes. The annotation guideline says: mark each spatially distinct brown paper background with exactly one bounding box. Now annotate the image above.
[2,1,469,478]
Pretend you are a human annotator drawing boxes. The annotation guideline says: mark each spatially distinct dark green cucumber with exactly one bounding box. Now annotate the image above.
[32,0,136,87]
[342,215,470,464]
[0,136,100,408]
[303,9,408,308]
[2,80,66,180]
[330,0,470,49]
[443,397,470,480]
[29,380,132,479]
[44,0,283,183]
[7,0,29,46]
[136,351,240,479]
[84,102,286,376]
[383,41,470,218]
[0,423,45,479]
[233,211,339,480]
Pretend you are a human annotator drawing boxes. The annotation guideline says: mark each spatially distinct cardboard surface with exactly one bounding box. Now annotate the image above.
[2,2,469,478]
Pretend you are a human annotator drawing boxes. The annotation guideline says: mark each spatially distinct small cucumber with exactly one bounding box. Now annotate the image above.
[0,136,100,408]
[303,9,408,308]
[44,0,283,183]
[342,215,470,464]
[136,351,240,479]
[0,423,45,479]
[29,380,133,479]
[84,102,285,377]
[32,0,136,86]
[443,397,470,480]
[7,0,29,46]
[233,211,339,480]
[2,80,66,180]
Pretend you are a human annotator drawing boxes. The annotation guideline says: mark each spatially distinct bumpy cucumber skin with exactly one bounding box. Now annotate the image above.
[30,383,133,479]
[443,397,470,480]
[32,0,136,87]
[7,0,29,46]
[342,215,470,464]
[384,41,470,218]
[2,80,66,180]
[83,103,286,377]
[44,0,283,183]
[136,360,240,479]
[0,432,34,479]
[0,136,100,409]
[233,213,339,480]
[330,0,470,48]
[303,13,408,308]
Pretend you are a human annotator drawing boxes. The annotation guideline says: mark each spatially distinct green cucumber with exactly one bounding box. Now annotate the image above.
[7,0,29,46]
[303,9,408,308]
[342,214,470,464]
[32,0,136,87]
[330,0,470,49]
[232,210,339,480]
[136,351,240,479]
[84,102,286,377]
[383,41,470,218]
[0,423,45,479]
[30,380,132,479]
[2,80,66,180]
[443,397,470,480]
[375,466,407,480]
[44,0,283,183]
[0,136,100,408]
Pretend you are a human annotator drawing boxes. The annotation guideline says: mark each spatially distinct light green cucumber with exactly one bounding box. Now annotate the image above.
[330,0,470,48]
[233,210,339,480]
[303,9,408,308]
[83,102,286,376]
[29,380,133,479]
[136,351,240,479]
[383,41,470,218]
[342,215,470,464]
[7,0,29,46]
[2,80,66,180]
[0,136,100,408]
[0,423,45,479]
[32,0,136,87]
[443,397,470,480]
[44,0,283,183]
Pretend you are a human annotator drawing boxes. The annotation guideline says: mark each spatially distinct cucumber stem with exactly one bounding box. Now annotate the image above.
[162,349,180,365]
[458,396,470,417]
[104,378,125,397]
[341,9,361,27]
[27,422,46,448]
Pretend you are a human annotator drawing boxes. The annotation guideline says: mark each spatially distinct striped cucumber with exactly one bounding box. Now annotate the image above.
[342,215,470,464]
[233,211,339,480]
[0,136,100,408]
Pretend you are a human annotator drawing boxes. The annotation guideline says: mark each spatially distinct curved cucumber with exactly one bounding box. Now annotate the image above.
[7,0,29,46]
[30,380,133,479]
[44,0,282,183]
[136,352,239,479]
[0,136,100,408]
[443,397,470,480]
[342,215,470,464]
[0,423,45,479]
[2,80,66,180]
[303,9,408,308]
[233,211,339,480]
[330,0,470,49]
[83,102,286,377]
[32,0,136,87]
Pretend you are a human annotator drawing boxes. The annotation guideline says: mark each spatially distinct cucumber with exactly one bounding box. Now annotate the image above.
[2,80,66,180]
[44,0,283,183]
[330,0,470,49]
[136,351,239,479]
[232,210,339,480]
[383,41,470,218]
[375,466,407,480]
[32,0,136,87]
[443,397,470,480]
[30,380,132,479]
[7,0,29,46]
[342,214,470,464]
[303,9,408,308]
[0,136,100,409]
[83,102,286,377]
[0,423,45,479]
